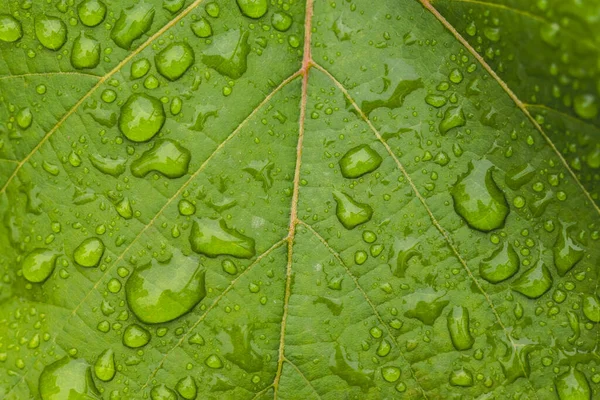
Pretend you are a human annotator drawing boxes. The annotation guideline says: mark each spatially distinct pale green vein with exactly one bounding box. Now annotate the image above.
[283,358,322,400]
[0,71,101,81]
[525,103,600,130]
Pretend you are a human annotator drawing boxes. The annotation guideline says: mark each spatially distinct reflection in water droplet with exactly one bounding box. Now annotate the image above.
[555,368,591,400]
[78,0,107,27]
[447,306,474,350]
[111,2,155,49]
[205,354,223,369]
[553,222,584,276]
[0,14,23,42]
[191,17,212,38]
[151,384,177,400]
[512,260,553,299]
[89,154,126,177]
[119,94,166,142]
[176,376,197,400]
[583,294,600,323]
[189,218,256,258]
[22,248,57,283]
[202,30,251,79]
[449,369,473,387]
[71,33,101,69]
[479,242,520,283]
[237,0,268,19]
[451,160,509,232]
[505,163,536,190]
[94,349,115,382]
[403,289,449,325]
[339,144,382,179]
[272,12,292,32]
[39,357,99,400]
[16,107,33,129]
[131,58,151,79]
[155,42,195,81]
[130,139,191,178]
[35,16,67,50]
[73,237,105,267]
[330,345,374,392]
[123,324,151,348]
[439,106,466,135]
[333,191,373,230]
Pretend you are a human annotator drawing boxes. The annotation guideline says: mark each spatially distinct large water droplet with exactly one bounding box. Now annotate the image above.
[205,354,223,369]
[39,357,99,400]
[73,237,105,267]
[237,0,268,19]
[94,349,115,382]
[446,306,474,350]
[176,376,197,400]
[35,16,67,50]
[333,191,373,230]
[555,368,591,400]
[155,42,194,81]
[271,12,292,31]
[90,154,126,177]
[17,107,33,129]
[119,93,166,142]
[330,345,374,392]
[479,242,520,283]
[191,17,212,38]
[449,369,474,387]
[0,14,23,42]
[125,251,206,324]
[71,33,100,69]
[202,30,250,79]
[451,160,509,232]
[221,325,263,372]
[22,248,57,283]
[553,222,584,276]
[111,2,155,49]
[130,139,191,178]
[78,0,106,27]
[189,218,256,258]
[573,94,598,120]
[505,163,536,190]
[151,384,177,400]
[582,294,600,323]
[439,106,466,134]
[512,260,553,299]
[163,0,185,14]
[339,144,382,179]
[123,324,151,348]
[403,289,449,325]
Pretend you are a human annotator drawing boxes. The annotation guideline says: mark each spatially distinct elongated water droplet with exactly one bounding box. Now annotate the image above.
[94,349,115,382]
[151,384,177,400]
[78,0,106,27]
[22,248,57,283]
[71,33,100,69]
[512,260,553,299]
[555,368,591,400]
[339,144,382,178]
[35,16,67,50]
[330,345,374,392]
[439,106,466,135]
[90,154,126,177]
[116,197,133,219]
[333,191,373,230]
[111,2,155,49]
[404,289,449,325]
[583,294,600,323]
[130,139,191,178]
[202,30,250,79]
[237,0,268,19]
[479,242,520,283]
[39,357,99,400]
[451,160,509,232]
[553,222,584,276]
[176,376,197,400]
[73,237,105,267]
[189,218,256,258]
[447,306,474,350]
[125,251,206,324]
[119,93,166,142]
[0,14,23,42]
[505,163,536,190]
[155,42,194,81]
[16,107,33,129]
[123,324,151,348]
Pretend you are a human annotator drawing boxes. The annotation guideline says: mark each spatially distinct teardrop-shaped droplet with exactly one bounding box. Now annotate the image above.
[90,154,126,177]
[125,251,206,324]
[151,384,177,400]
[16,107,33,129]
[202,30,250,79]
[0,14,23,43]
[236,0,268,19]
[78,0,106,27]
[451,160,509,232]
[119,93,166,142]
[446,306,474,351]
[205,354,223,369]
[555,368,591,400]
[439,106,466,135]
[123,324,151,348]
[94,349,115,382]
[73,237,105,267]
[22,248,58,283]
[512,260,553,299]
[333,191,373,230]
[71,32,100,69]
[191,17,212,38]
[131,58,151,79]
[176,376,197,400]
[155,42,195,81]
[39,357,99,400]
[553,222,584,276]
[111,2,155,49]
[35,16,67,50]
[130,139,191,178]
[339,144,383,179]
[479,242,520,283]
[116,197,133,219]
[189,218,256,258]
[582,294,600,323]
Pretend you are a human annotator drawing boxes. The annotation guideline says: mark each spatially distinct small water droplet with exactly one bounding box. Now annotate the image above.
[553,222,584,276]
[122,324,151,348]
[480,242,520,283]
[446,306,474,350]
[176,376,197,400]
[202,30,250,79]
[191,17,212,38]
[512,260,553,299]
[555,368,591,400]
[439,106,466,135]
[71,32,100,69]
[39,357,99,399]
[271,12,292,32]
[151,384,177,400]
[205,354,223,369]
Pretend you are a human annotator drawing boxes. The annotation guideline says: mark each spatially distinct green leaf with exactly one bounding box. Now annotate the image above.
[0,0,599,398]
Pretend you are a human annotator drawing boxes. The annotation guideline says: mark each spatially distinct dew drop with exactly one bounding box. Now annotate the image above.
[123,324,151,348]
[0,14,23,43]
[176,376,197,400]
[479,242,520,283]
[202,30,250,79]
[71,32,100,69]
[339,144,383,179]
[553,222,584,276]
[131,58,151,79]
[119,93,166,142]
[191,17,212,38]
[205,354,223,369]
[151,384,177,400]
[189,218,256,258]
[555,368,591,400]
[155,42,195,81]
[16,107,33,129]
[130,139,191,178]
[77,0,106,27]
[73,237,105,267]
[111,2,155,49]
[94,349,115,382]
[236,0,268,19]
[22,248,57,283]
[446,306,474,350]
[512,260,553,299]
[35,16,67,50]
[333,191,373,230]
[271,12,292,32]
[439,106,466,135]
[582,294,600,323]
[39,357,99,400]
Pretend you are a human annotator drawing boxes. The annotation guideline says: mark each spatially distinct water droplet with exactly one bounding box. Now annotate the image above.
[222,259,237,275]
[125,251,206,324]
[446,306,474,350]
[35,16,67,50]
[123,324,151,348]
[451,160,509,232]
[404,289,449,325]
[111,2,155,49]
[73,237,105,267]
[78,0,106,27]
[555,368,591,400]
[115,197,133,219]
[130,139,191,178]
[178,199,196,215]
[151,384,177,400]
[202,30,250,79]
[205,354,223,369]
[94,349,115,382]
[236,0,268,19]
[333,191,373,230]
[155,42,194,81]
[439,106,466,135]
[176,376,197,400]
[512,260,553,299]
[480,242,520,283]
[339,144,382,178]
[16,107,33,129]
[119,93,166,142]
[22,248,57,283]
[449,369,474,387]
[189,218,256,258]
[205,2,220,17]
[425,94,447,108]
[553,222,584,276]
[163,0,185,14]
[505,163,536,190]
[39,357,99,400]
[573,94,598,120]
[583,294,600,323]
[191,17,212,38]
[0,14,23,42]
[330,345,374,392]
[70,32,100,69]
[381,367,401,383]
[131,58,151,79]
[89,154,126,177]
[272,12,292,31]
